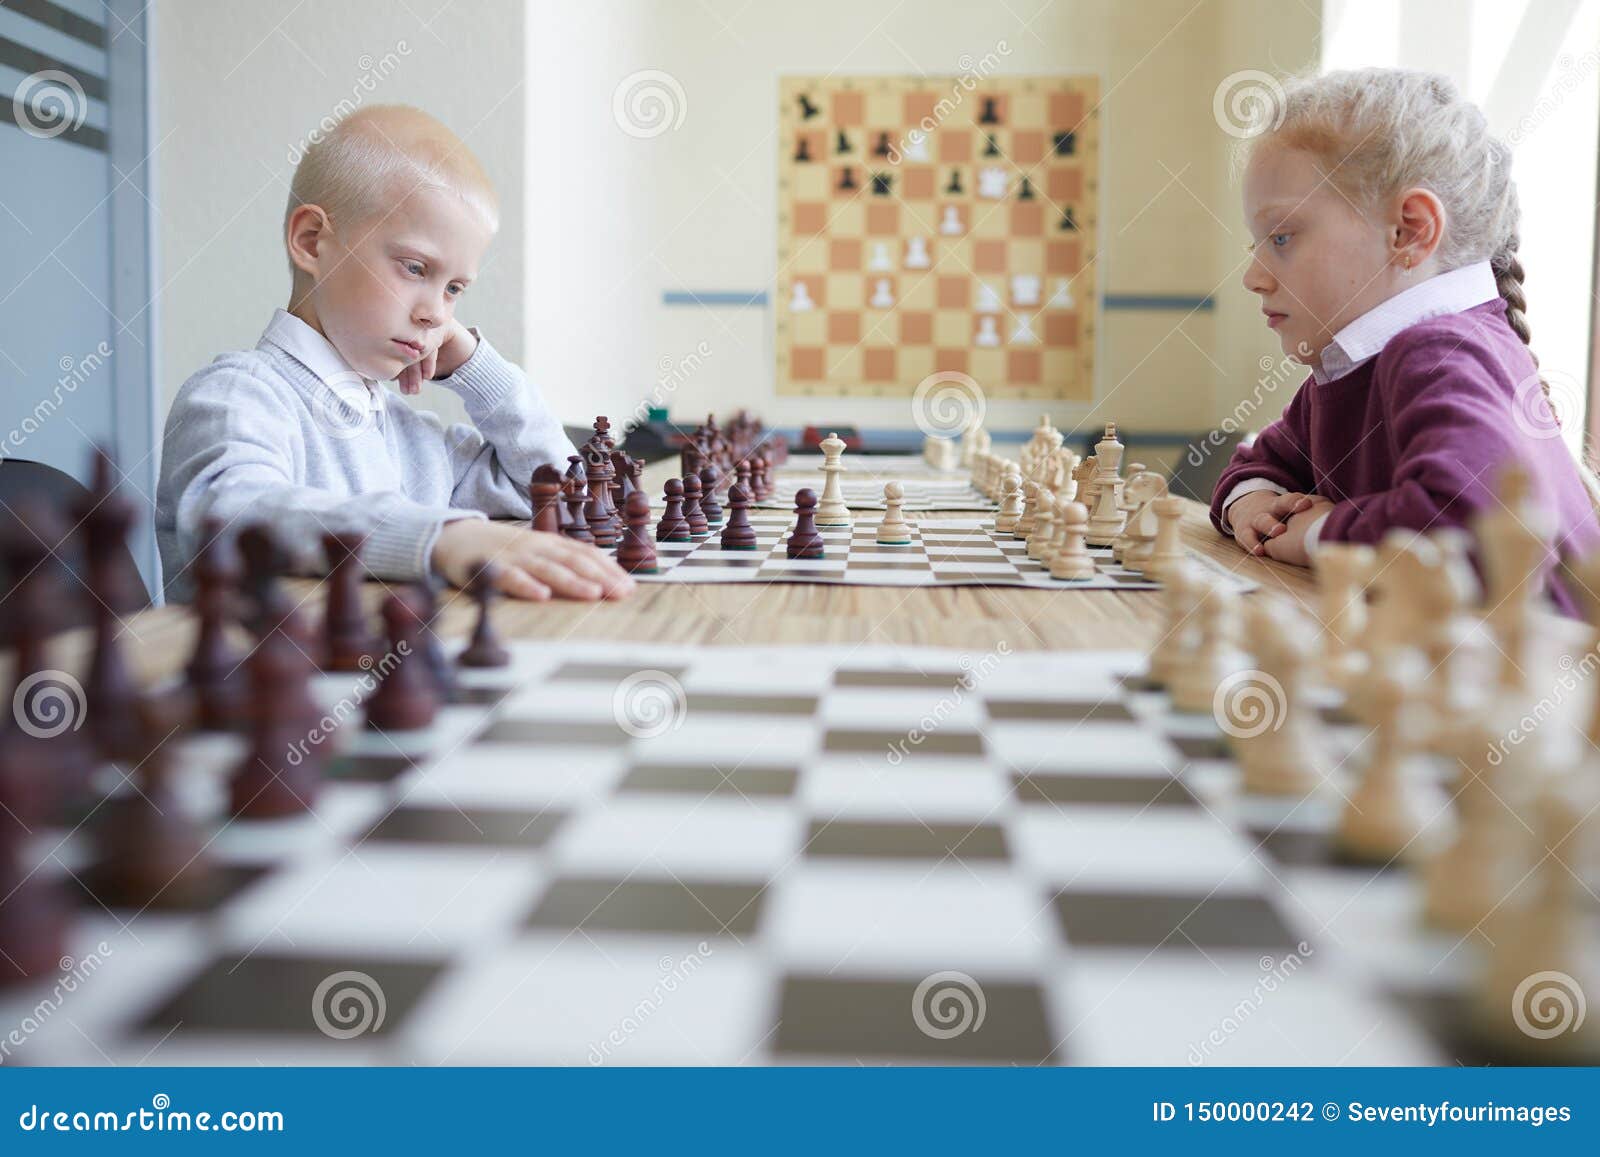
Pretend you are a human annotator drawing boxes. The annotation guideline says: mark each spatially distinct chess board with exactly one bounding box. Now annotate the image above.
[754,454,994,512]
[776,75,1099,399]
[613,514,1226,590]
[1,643,1553,1066]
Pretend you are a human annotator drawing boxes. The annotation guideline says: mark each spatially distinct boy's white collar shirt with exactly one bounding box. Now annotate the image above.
[260,308,386,417]
[1224,259,1499,553]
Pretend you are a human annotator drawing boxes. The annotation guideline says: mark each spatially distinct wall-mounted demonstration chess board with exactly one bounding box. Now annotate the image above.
[777,75,1099,400]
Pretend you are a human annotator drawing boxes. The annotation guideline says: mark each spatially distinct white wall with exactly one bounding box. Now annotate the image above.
[154,0,526,428]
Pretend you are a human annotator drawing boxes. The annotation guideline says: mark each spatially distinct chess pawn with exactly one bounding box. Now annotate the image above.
[657,478,691,542]
[993,469,1024,534]
[230,618,325,818]
[815,431,852,529]
[1015,480,1041,539]
[321,531,379,672]
[1313,543,1373,692]
[1473,782,1600,1063]
[530,464,564,534]
[698,463,724,526]
[1233,599,1330,797]
[363,591,439,733]
[1147,561,1201,687]
[682,473,710,538]
[876,482,913,545]
[1423,718,1514,932]
[458,561,511,667]
[616,490,660,574]
[186,519,250,731]
[1335,664,1441,864]
[720,483,759,550]
[1026,490,1056,562]
[1167,581,1243,714]
[561,476,594,543]
[787,488,825,559]
[1048,501,1097,581]
[1144,496,1188,581]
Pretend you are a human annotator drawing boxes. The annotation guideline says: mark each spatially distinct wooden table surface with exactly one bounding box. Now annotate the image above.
[67,457,1317,692]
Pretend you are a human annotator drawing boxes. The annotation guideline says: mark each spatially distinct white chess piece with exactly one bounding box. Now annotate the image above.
[975,282,1002,313]
[977,166,1008,199]
[974,316,1000,347]
[904,236,931,269]
[994,469,1024,534]
[815,431,852,528]
[902,132,930,162]
[790,280,815,312]
[876,481,913,545]
[868,242,892,272]
[1048,501,1096,581]
[1011,274,1041,307]
[939,205,963,235]
[869,278,894,308]
[1048,278,1074,308]
[1009,315,1038,344]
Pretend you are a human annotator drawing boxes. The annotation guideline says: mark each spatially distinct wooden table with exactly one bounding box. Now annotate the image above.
[59,458,1314,692]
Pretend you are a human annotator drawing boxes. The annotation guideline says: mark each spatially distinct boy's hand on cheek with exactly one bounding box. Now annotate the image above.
[1260,497,1335,567]
[396,320,478,396]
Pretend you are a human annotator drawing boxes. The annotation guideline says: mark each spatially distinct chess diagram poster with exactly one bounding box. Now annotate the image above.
[776,75,1099,400]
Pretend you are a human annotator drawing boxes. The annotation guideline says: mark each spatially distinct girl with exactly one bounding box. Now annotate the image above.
[1211,68,1600,614]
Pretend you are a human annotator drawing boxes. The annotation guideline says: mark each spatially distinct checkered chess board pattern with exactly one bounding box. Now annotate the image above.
[2,644,1513,1065]
[753,454,993,512]
[777,76,1099,399]
[627,514,1156,588]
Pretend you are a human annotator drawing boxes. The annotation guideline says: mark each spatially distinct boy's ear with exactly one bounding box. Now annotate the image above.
[286,204,332,278]
[1394,186,1446,263]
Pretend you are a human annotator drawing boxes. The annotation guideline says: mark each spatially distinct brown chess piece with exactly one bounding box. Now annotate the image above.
[787,488,825,559]
[364,591,439,732]
[413,580,457,702]
[583,447,619,546]
[721,483,758,550]
[186,518,250,731]
[229,610,324,819]
[530,464,564,534]
[562,471,595,544]
[657,478,691,542]
[86,698,215,910]
[682,473,710,538]
[616,491,659,574]
[735,460,753,502]
[321,531,379,672]
[73,455,143,764]
[752,454,772,500]
[237,523,292,637]
[699,463,724,525]
[458,561,510,668]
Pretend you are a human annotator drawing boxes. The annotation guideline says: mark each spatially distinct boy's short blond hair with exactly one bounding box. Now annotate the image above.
[285,104,498,271]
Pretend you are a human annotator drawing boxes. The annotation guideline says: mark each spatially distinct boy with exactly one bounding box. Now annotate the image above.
[155,105,633,604]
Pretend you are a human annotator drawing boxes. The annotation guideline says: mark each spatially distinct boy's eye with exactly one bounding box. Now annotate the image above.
[401,261,425,277]
[1270,233,1290,248]
[447,283,464,297]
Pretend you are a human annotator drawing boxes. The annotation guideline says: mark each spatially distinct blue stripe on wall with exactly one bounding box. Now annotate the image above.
[661,291,1214,311]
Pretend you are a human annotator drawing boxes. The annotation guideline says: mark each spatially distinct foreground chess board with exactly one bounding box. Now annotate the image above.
[0,642,1558,1066]
[755,454,994,512]
[614,514,1242,590]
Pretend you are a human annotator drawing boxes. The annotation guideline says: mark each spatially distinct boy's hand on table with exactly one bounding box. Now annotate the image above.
[1259,498,1335,568]
[1228,489,1320,557]
[398,319,478,395]
[431,520,635,601]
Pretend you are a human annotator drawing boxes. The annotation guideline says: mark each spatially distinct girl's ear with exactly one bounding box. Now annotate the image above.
[1394,186,1446,267]
[286,204,332,278]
